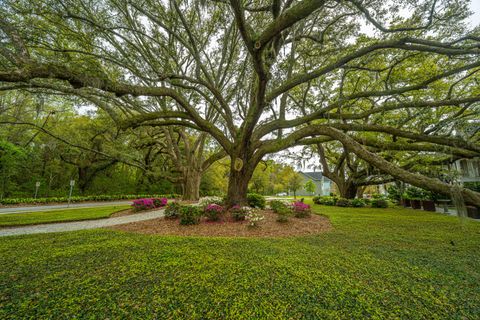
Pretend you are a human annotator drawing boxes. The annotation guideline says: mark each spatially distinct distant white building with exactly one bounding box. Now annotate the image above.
[294,172,332,196]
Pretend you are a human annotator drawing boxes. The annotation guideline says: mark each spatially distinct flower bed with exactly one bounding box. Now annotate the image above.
[109,209,331,238]
[131,197,168,211]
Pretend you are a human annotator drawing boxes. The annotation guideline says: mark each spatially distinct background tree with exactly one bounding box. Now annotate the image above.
[288,172,304,199]
[304,179,316,195]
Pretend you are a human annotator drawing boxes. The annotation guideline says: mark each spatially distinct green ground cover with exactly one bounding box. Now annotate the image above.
[0,205,130,227]
[0,204,479,319]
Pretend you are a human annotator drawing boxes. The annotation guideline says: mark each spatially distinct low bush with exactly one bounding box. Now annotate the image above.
[371,199,389,208]
[131,197,167,211]
[179,206,201,225]
[245,209,264,227]
[204,204,224,221]
[247,193,266,209]
[164,202,182,219]
[269,199,290,213]
[350,198,366,208]
[230,205,248,221]
[335,198,350,207]
[292,201,311,218]
[132,198,155,211]
[313,196,336,206]
[198,196,224,207]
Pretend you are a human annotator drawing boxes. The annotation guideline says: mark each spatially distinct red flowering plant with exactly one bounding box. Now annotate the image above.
[291,201,311,218]
[153,197,168,207]
[132,197,167,211]
[204,203,224,221]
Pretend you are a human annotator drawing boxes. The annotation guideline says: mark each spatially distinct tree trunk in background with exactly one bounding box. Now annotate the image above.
[78,167,89,194]
[182,169,201,201]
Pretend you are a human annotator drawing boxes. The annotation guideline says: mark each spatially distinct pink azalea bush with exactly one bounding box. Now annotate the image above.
[204,203,224,221]
[132,197,168,211]
[292,201,311,218]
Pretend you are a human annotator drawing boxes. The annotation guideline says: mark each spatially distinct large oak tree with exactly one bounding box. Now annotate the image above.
[1,0,480,205]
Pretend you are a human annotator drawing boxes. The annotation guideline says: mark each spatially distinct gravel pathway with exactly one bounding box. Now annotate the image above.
[0,209,164,237]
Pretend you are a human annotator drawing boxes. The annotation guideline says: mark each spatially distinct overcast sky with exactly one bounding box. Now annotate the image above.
[469,1,480,26]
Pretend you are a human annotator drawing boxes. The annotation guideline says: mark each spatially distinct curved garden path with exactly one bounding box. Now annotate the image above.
[0,209,164,237]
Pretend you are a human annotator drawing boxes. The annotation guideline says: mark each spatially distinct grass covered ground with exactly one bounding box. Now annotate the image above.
[1,204,479,319]
[0,205,130,227]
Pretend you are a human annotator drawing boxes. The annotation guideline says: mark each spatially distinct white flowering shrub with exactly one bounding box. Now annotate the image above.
[245,209,264,227]
[198,196,223,207]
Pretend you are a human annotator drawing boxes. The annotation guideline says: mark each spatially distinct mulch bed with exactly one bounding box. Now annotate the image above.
[108,210,332,238]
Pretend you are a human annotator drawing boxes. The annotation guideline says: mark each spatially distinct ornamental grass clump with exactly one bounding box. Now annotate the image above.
[204,203,224,221]
[292,201,311,218]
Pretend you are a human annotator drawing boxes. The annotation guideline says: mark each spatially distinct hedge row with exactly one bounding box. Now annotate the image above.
[0,194,181,205]
[313,196,389,208]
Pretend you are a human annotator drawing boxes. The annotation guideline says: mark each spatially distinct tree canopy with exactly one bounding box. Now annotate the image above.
[0,0,479,205]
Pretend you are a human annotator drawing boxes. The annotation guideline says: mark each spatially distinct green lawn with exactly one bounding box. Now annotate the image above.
[0,205,130,227]
[1,204,479,319]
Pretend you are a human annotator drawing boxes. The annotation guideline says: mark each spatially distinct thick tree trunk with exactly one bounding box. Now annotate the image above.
[78,167,89,194]
[182,169,201,201]
[226,160,255,207]
[338,182,358,199]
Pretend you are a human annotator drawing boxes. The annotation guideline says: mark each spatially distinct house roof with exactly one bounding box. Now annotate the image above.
[300,171,328,181]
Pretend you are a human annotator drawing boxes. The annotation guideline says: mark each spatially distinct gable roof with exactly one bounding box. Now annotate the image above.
[300,171,327,181]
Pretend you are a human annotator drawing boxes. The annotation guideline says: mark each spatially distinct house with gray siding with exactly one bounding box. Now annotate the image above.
[293,171,332,196]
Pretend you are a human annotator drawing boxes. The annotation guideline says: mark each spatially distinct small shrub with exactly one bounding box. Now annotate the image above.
[230,205,248,221]
[275,206,292,223]
[245,210,264,227]
[153,197,168,207]
[371,199,389,208]
[164,202,182,219]
[198,196,224,207]
[247,193,266,209]
[312,196,321,204]
[179,206,201,225]
[131,198,155,211]
[269,199,290,213]
[350,198,366,208]
[314,196,336,206]
[336,198,350,207]
[204,203,224,221]
[132,197,168,211]
[292,201,311,218]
